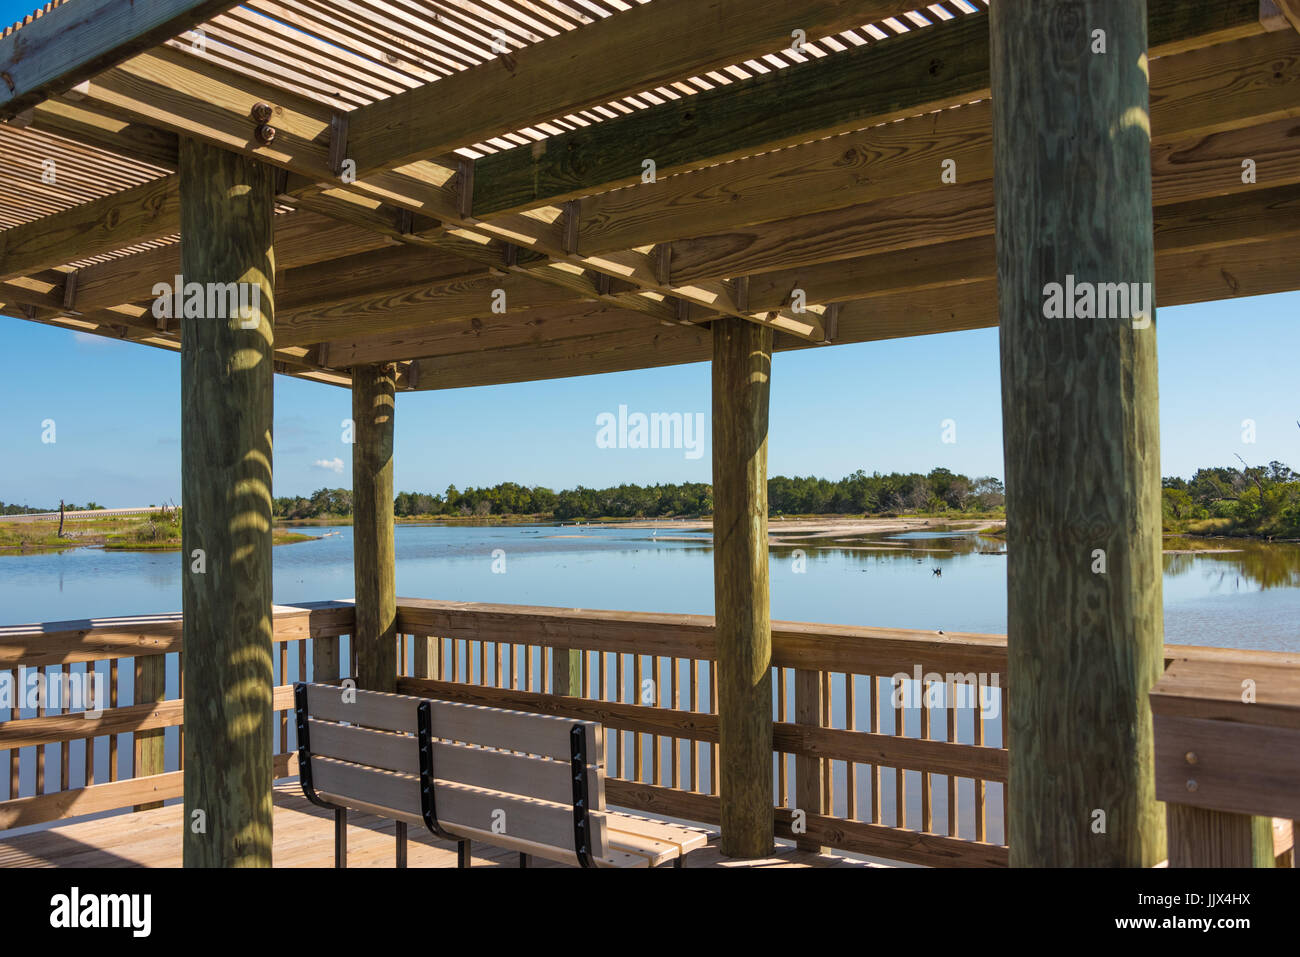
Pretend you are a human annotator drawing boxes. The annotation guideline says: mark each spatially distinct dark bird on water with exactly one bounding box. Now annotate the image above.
[932,567,942,577]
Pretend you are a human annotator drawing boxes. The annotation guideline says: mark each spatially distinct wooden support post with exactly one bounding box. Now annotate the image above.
[711,314,774,859]
[552,645,582,696]
[794,669,828,854]
[313,635,340,683]
[992,2,1165,866]
[1166,805,1275,867]
[132,654,166,811]
[352,363,397,692]
[412,635,439,679]
[179,138,276,868]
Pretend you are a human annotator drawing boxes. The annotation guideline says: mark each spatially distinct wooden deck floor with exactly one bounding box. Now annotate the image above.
[0,783,873,869]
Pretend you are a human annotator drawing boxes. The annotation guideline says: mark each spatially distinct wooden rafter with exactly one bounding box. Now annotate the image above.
[0,0,240,118]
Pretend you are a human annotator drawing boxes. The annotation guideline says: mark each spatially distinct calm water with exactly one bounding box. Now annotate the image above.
[3,523,1299,652]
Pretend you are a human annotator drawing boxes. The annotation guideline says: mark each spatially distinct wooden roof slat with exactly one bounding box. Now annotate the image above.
[343,0,942,179]
[219,8,420,97]
[250,0,447,85]
[469,0,1272,219]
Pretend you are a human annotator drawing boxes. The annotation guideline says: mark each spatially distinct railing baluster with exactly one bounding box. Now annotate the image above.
[921,676,932,832]
[776,666,787,806]
[948,678,958,838]
[633,654,642,782]
[709,662,719,796]
[794,668,827,852]
[894,671,904,829]
[690,658,699,792]
[975,674,987,842]
[84,661,95,788]
[651,655,661,785]
[821,670,833,811]
[9,668,19,799]
[870,674,882,825]
[845,672,856,820]
[615,653,624,779]
[671,656,680,790]
[278,641,289,755]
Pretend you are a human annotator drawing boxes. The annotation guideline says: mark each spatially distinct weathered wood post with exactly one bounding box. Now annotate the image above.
[132,654,166,811]
[991,1,1165,865]
[712,315,774,859]
[179,139,276,867]
[352,362,397,692]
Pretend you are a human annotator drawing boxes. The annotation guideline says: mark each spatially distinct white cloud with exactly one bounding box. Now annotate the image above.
[312,457,344,474]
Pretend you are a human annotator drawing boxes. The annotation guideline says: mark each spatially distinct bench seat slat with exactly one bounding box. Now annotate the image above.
[606,811,710,855]
[311,756,608,857]
[309,719,586,806]
[304,683,601,760]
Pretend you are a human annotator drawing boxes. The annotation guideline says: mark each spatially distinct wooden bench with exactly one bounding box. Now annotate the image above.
[293,682,708,868]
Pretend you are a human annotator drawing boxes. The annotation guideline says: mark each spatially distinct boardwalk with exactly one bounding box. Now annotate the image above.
[0,784,874,869]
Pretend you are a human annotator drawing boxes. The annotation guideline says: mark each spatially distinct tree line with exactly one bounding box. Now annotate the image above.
[271,468,1007,521]
[1162,461,1300,537]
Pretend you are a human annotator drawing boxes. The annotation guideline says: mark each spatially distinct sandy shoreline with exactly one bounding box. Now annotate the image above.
[573,516,1004,538]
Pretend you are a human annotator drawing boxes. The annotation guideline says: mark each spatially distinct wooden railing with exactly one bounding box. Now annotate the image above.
[3,598,1294,867]
[391,599,1011,866]
[0,602,353,830]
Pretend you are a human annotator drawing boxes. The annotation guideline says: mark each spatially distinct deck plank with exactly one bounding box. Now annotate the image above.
[0,783,877,868]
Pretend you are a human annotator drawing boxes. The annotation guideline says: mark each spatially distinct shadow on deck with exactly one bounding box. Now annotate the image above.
[0,783,876,869]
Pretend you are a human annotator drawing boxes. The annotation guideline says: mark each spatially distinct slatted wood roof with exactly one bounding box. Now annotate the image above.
[1,0,1298,390]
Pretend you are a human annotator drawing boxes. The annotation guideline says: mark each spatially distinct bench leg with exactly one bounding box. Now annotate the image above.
[673,856,684,869]
[335,808,347,869]
[396,821,407,869]
[457,840,471,869]
[519,853,529,868]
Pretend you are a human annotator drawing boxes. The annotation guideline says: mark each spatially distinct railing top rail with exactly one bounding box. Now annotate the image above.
[0,601,356,668]
[1,597,1296,674]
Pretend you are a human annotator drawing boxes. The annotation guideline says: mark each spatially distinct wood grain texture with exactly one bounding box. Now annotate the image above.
[470,0,1266,217]
[132,654,167,811]
[1166,804,1275,867]
[992,0,1165,867]
[179,137,276,868]
[0,0,239,118]
[0,175,178,282]
[711,316,774,858]
[345,0,927,177]
[352,363,397,692]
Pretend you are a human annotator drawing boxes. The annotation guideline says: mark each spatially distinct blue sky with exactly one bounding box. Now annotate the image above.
[2,291,1298,507]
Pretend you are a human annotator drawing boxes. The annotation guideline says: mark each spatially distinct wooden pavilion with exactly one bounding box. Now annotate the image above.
[2,0,1299,868]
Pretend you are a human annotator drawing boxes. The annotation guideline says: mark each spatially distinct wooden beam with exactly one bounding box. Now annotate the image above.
[712,314,775,859]
[322,302,652,367]
[72,210,394,312]
[399,230,1300,390]
[0,0,239,118]
[0,175,178,281]
[740,182,1300,311]
[345,0,933,179]
[352,362,397,693]
[179,137,275,868]
[567,29,1300,258]
[27,98,180,168]
[993,0,1165,867]
[276,266,608,348]
[470,0,1269,218]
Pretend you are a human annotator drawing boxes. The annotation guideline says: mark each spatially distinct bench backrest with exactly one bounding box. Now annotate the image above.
[295,682,608,865]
